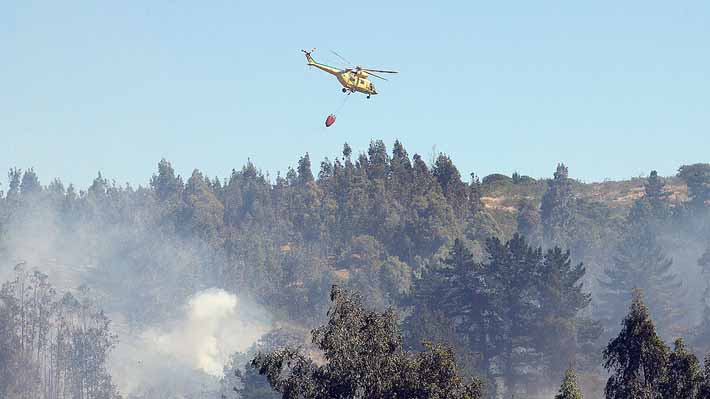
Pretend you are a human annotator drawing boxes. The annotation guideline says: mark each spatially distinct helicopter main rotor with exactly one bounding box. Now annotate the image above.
[330,50,398,80]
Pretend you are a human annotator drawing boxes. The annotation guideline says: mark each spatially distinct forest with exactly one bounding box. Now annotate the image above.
[0,139,709,399]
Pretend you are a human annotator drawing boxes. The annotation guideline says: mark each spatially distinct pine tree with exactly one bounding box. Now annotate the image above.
[541,163,575,247]
[537,247,594,379]
[297,153,314,184]
[389,140,413,204]
[413,239,491,356]
[603,289,669,399]
[409,235,596,396]
[695,245,710,351]
[252,286,483,399]
[391,140,412,172]
[6,168,22,201]
[342,142,352,159]
[366,139,390,180]
[20,168,42,196]
[182,169,225,243]
[433,153,468,219]
[676,163,710,236]
[643,170,671,221]
[484,234,543,397]
[555,368,584,399]
[150,158,183,201]
[404,238,488,381]
[599,222,681,338]
[698,354,710,399]
[660,338,701,399]
[678,163,710,212]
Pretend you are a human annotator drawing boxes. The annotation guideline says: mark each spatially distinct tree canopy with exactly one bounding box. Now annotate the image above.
[251,285,483,399]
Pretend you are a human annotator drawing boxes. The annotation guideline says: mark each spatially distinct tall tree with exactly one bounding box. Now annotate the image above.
[405,239,491,378]
[660,338,701,399]
[643,170,671,221]
[699,354,710,399]
[536,247,595,379]
[366,140,390,181]
[20,168,42,197]
[297,153,315,184]
[555,368,584,399]
[599,222,681,339]
[678,163,710,212]
[0,267,121,399]
[6,168,22,201]
[484,234,543,396]
[150,158,183,202]
[252,286,483,399]
[433,153,468,219]
[408,235,596,396]
[541,163,575,247]
[603,289,669,399]
[181,169,225,243]
[695,244,710,351]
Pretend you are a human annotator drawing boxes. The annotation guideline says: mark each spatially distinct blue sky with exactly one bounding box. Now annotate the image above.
[2,1,708,189]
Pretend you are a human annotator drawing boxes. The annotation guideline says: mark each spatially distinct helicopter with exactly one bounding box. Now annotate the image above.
[302,49,397,98]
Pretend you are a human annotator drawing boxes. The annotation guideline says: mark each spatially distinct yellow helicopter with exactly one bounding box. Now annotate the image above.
[302,49,397,98]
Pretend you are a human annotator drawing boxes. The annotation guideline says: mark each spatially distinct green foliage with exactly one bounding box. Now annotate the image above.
[408,235,596,397]
[2,141,708,398]
[537,247,594,377]
[660,338,701,399]
[252,286,483,399]
[150,158,184,202]
[297,153,315,184]
[555,368,584,399]
[0,266,121,399]
[182,169,225,243]
[481,173,512,186]
[699,355,710,399]
[643,170,672,221]
[6,168,22,200]
[541,163,575,248]
[678,163,710,211]
[604,289,669,399]
[20,168,42,196]
[599,220,681,338]
[695,245,710,351]
[433,153,469,219]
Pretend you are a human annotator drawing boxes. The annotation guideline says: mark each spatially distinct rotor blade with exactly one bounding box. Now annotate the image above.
[361,68,398,74]
[366,71,389,81]
[330,50,353,67]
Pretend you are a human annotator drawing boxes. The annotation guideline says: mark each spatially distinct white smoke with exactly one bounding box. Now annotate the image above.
[109,288,271,397]
[147,288,268,376]
[0,193,275,397]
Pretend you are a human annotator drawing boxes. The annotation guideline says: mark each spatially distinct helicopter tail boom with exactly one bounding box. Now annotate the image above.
[302,49,341,76]
[301,49,316,65]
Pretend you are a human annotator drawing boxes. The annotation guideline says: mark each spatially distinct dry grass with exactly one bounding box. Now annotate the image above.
[480,175,688,214]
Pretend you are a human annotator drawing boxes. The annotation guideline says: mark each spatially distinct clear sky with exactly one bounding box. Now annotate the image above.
[2,1,708,189]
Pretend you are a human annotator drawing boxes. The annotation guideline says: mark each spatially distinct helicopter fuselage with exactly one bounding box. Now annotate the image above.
[304,52,377,96]
[337,71,377,96]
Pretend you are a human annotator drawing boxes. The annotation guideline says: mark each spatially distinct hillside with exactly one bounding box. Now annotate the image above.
[0,143,707,399]
[479,173,688,237]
